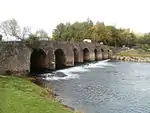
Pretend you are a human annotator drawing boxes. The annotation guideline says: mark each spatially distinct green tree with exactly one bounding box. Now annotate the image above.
[52,23,66,41]
[52,19,138,47]
[25,34,40,48]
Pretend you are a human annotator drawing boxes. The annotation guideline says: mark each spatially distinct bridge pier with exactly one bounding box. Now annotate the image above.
[94,49,103,61]
[103,51,109,59]
[47,49,55,70]
[108,50,112,59]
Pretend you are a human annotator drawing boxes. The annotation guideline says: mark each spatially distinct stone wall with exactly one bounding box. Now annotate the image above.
[0,42,31,74]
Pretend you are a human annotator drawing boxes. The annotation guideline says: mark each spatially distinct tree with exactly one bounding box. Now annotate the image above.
[0,19,21,38]
[52,19,94,42]
[35,29,49,39]
[0,19,31,40]
[94,22,106,43]
[0,34,2,41]
[22,27,31,39]
[25,34,40,48]
[52,19,138,47]
[52,23,66,41]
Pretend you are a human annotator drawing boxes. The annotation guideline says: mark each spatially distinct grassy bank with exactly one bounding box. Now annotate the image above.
[115,49,150,57]
[0,76,76,113]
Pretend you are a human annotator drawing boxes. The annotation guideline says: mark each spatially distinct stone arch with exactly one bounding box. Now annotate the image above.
[55,49,66,70]
[30,48,47,73]
[101,48,104,60]
[73,48,79,64]
[83,48,90,62]
[94,49,98,61]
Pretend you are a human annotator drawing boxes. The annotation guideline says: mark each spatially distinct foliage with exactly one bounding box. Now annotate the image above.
[138,44,150,52]
[25,29,49,48]
[135,33,150,51]
[137,33,150,45]
[35,29,49,39]
[0,19,21,37]
[0,34,2,41]
[25,34,40,48]
[52,19,137,47]
[0,19,31,40]
[0,76,75,113]
[0,19,49,41]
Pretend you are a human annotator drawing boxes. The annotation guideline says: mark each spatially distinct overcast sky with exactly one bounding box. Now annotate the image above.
[0,0,150,36]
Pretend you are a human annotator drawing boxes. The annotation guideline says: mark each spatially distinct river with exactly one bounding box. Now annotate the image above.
[43,60,150,113]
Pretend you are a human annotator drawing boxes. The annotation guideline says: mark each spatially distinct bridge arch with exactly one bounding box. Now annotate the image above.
[73,48,79,64]
[55,49,66,69]
[83,48,90,62]
[30,48,47,73]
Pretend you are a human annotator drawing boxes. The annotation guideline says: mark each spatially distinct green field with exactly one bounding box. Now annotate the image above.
[0,76,76,113]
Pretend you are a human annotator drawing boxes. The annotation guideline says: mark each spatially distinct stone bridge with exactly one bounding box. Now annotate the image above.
[0,41,112,74]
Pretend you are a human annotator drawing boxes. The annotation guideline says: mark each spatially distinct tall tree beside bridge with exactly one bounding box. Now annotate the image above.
[52,23,67,41]
[52,19,94,42]
[0,19,31,40]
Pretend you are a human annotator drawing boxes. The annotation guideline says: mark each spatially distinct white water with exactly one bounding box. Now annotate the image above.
[42,59,112,81]
[84,59,111,69]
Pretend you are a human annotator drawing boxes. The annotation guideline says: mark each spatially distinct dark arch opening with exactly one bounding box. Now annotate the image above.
[30,48,47,74]
[55,49,66,70]
[94,49,98,61]
[101,49,104,60]
[83,48,90,62]
[73,48,79,64]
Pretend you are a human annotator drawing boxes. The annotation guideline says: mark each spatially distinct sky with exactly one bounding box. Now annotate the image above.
[0,0,150,37]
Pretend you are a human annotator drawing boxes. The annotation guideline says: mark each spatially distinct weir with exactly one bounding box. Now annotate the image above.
[44,59,110,80]
[0,41,113,75]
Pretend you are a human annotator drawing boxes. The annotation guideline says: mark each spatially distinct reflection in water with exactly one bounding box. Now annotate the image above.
[44,61,150,113]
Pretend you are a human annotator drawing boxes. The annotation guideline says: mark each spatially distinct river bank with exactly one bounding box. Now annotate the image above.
[112,55,150,63]
[0,75,80,113]
[113,49,150,63]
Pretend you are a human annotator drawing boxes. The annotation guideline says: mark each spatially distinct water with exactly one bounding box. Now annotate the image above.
[43,60,150,113]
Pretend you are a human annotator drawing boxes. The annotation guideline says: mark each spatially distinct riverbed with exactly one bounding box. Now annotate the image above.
[43,60,150,113]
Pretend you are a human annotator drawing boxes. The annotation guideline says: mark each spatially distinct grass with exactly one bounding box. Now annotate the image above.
[115,49,150,57]
[0,76,76,113]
